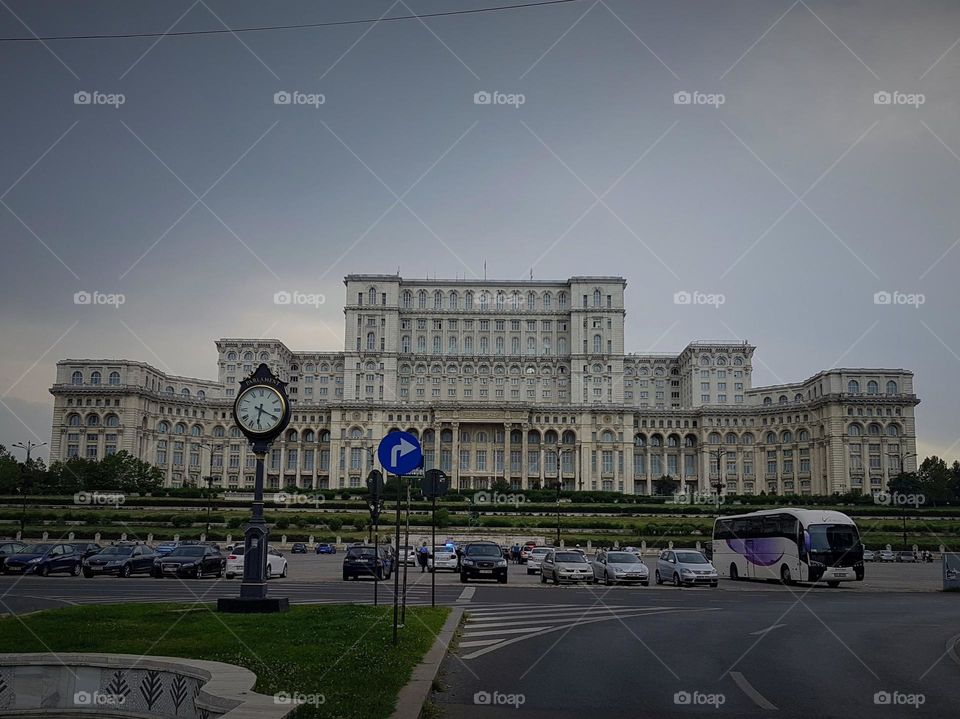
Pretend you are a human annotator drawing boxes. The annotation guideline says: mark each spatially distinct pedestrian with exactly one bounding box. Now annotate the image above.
[511,543,520,563]
[418,541,430,573]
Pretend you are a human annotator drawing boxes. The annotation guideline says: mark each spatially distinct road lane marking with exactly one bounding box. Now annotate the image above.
[462,626,551,637]
[730,671,778,710]
[750,623,787,636]
[457,586,475,602]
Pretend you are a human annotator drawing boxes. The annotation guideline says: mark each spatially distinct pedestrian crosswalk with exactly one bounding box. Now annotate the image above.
[457,602,720,659]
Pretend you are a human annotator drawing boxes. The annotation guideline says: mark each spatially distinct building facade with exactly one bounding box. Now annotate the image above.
[49,275,920,496]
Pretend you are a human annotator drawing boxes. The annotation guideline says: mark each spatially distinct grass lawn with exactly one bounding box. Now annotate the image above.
[0,603,448,719]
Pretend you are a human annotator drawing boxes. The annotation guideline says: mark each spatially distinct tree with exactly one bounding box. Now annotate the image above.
[491,478,510,494]
[916,456,953,506]
[653,475,679,497]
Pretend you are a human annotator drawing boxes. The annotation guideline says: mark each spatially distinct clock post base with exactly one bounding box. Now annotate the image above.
[217,596,289,613]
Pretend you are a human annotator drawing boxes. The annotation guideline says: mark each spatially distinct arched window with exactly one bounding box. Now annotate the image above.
[543,338,551,355]
[527,291,536,309]
[366,332,376,350]
[418,290,427,308]
[465,291,474,309]
[700,356,711,366]
[886,424,900,437]
[593,335,602,353]
[180,388,189,397]
[260,352,269,361]
[422,429,435,444]
[668,434,680,447]
[105,414,119,427]
[71,371,83,385]
[243,352,253,361]
[417,336,426,353]
[108,371,120,385]
[544,430,558,444]
[464,336,473,354]
[794,393,803,403]
[526,337,536,354]
[434,290,443,309]
[778,395,788,404]
[798,429,809,441]
[763,397,772,405]
[650,434,662,447]
[529,430,542,444]
[350,427,363,439]
[781,430,793,443]
[213,426,225,437]
[685,435,697,447]
[433,336,442,354]
[402,291,412,308]
[477,431,488,442]
[562,430,576,444]
[479,292,489,310]
[847,380,860,395]
[709,432,722,445]
[495,337,504,354]
[634,434,646,447]
[741,433,754,445]
[401,336,411,353]
[448,336,458,353]
[197,390,205,400]
[593,289,601,306]
[67,413,81,426]
[495,292,505,310]
[765,431,777,444]
[848,424,863,437]
[191,425,202,437]
[90,371,101,385]
[368,287,377,305]
[229,427,241,438]
[510,337,520,355]
[460,431,471,443]
[440,429,453,443]
[303,429,315,442]
[319,430,331,442]
[558,292,567,309]
[227,351,237,361]
[886,380,898,395]
[543,292,552,310]
[449,291,458,309]
[174,423,186,435]
[287,429,298,442]
[558,337,567,354]
[725,432,737,445]
[601,430,614,443]
[158,421,169,433]
[867,380,879,395]
[86,414,100,427]
[868,423,881,436]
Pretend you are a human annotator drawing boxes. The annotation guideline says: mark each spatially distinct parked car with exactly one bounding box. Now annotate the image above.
[655,549,718,587]
[154,542,179,557]
[541,549,593,585]
[291,543,307,554]
[400,545,417,565]
[896,551,918,563]
[526,546,552,575]
[459,542,508,583]
[83,544,156,577]
[0,541,26,570]
[878,549,896,562]
[862,549,876,562]
[315,543,337,555]
[2,543,82,576]
[225,546,288,579]
[518,542,538,564]
[428,546,458,572]
[342,545,388,581]
[592,550,650,586]
[69,542,103,560]
[151,545,224,579]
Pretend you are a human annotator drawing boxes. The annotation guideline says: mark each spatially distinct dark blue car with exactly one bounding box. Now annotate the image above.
[154,542,179,556]
[2,542,82,576]
[315,543,336,555]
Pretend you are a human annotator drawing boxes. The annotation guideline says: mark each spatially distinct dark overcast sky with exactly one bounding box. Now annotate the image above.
[1,0,959,462]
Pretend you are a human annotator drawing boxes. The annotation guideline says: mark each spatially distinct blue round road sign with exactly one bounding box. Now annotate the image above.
[377,431,423,476]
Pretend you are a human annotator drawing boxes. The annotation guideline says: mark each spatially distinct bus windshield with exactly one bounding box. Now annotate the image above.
[807,524,860,552]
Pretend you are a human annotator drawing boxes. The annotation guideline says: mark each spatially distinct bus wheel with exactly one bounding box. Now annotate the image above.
[780,566,793,586]
[826,581,840,588]
[730,564,740,581]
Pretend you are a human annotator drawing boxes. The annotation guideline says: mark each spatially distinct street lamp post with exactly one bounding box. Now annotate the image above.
[707,447,729,513]
[554,444,570,547]
[12,442,45,539]
[888,451,918,551]
[204,475,214,537]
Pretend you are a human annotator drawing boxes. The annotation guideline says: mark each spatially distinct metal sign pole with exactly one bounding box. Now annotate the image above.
[401,481,410,625]
[373,517,379,607]
[393,474,402,643]
[431,492,437,607]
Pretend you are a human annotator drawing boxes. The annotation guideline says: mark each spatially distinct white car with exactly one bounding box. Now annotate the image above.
[399,546,417,566]
[225,546,288,579]
[526,546,552,575]
[428,546,458,572]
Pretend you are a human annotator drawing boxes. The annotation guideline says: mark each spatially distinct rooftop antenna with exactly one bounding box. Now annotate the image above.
[529,268,533,280]
[484,261,487,280]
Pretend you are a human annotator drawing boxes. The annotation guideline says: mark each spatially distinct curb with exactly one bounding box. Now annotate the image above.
[391,605,464,719]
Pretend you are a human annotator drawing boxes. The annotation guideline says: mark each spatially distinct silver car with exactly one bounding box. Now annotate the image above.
[526,546,552,575]
[592,550,649,586]
[541,549,593,584]
[655,549,718,588]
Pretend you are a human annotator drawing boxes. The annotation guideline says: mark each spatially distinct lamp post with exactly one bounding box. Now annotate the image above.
[887,451,918,551]
[12,442,45,539]
[553,444,571,547]
[204,475,214,537]
[707,447,729,513]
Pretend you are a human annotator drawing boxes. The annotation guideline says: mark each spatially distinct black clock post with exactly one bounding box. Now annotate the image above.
[218,363,291,614]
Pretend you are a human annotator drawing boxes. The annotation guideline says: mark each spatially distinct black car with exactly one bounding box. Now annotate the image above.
[459,542,508,584]
[2,542,82,576]
[151,545,224,579]
[69,542,103,560]
[83,544,155,577]
[291,543,307,554]
[342,545,389,581]
[0,541,26,570]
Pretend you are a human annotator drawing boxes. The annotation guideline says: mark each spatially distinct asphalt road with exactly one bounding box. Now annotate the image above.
[0,556,954,718]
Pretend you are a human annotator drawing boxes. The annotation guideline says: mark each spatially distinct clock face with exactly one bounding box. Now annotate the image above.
[234,385,286,436]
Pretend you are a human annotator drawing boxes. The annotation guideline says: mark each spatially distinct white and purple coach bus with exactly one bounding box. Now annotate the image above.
[713,508,865,587]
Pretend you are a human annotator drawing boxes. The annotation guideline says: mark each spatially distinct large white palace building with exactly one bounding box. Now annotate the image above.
[49,275,919,496]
